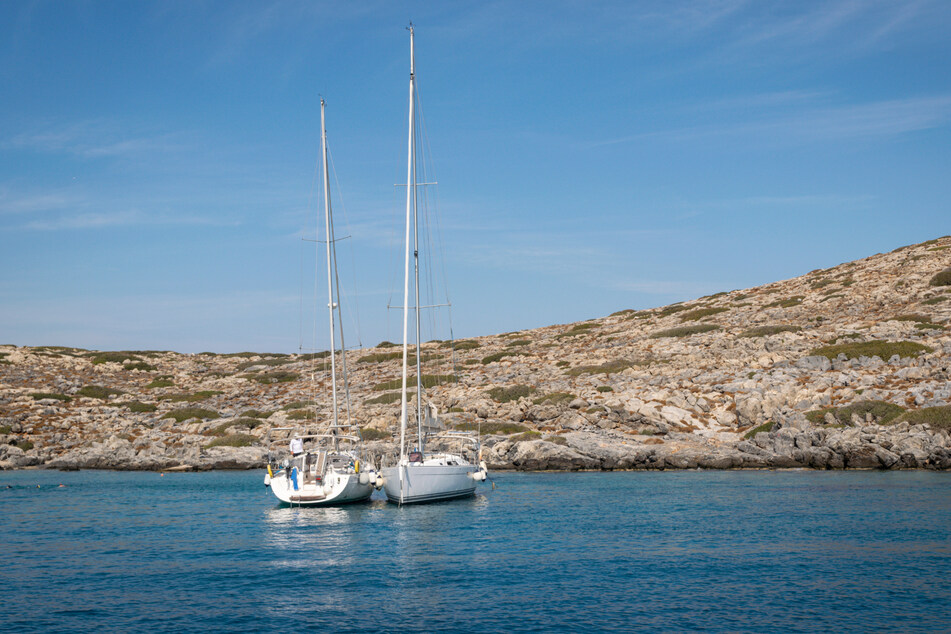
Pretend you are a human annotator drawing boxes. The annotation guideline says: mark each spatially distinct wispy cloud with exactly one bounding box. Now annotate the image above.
[200,1,384,69]
[18,209,240,231]
[0,289,300,353]
[593,94,951,147]
[3,119,187,158]
[710,194,875,210]
[0,189,79,215]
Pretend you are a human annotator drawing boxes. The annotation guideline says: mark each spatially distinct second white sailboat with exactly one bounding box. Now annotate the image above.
[381,25,488,505]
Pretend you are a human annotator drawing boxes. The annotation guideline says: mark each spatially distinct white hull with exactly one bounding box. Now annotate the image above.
[382,460,478,504]
[270,466,373,506]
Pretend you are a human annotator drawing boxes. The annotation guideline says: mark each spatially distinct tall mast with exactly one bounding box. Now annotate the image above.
[320,98,340,452]
[399,25,415,467]
[412,28,424,457]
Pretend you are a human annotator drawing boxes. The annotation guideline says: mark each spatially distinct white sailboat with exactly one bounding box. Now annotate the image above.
[265,98,382,506]
[381,25,488,505]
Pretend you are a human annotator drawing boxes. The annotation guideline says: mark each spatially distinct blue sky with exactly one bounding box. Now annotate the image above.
[1,1,949,353]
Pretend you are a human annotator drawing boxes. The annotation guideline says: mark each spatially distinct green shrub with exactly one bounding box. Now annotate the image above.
[810,340,933,361]
[298,351,331,361]
[545,435,568,446]
[373,375,457,391]
[596,385,614,393]
[0,425,12,434]
[220,351,281,358]
[146,378,174,389]
[78,385,124,400]
[242,371,299,384]
[915,322,945,331]
[610,309,636,317]
[566,359,640,376]
[532,392,575,405]
[679,307,729,322]
[625,310,653,320]
[236,357,293,370]
[117,401,157,413]
[555,360,570,368]
[373,377,409,391]
[506,339,531,347]
[358,351,404,363]
[929,267,951,287]
[454,421,528,435]
[376,341,398,348]
[361,428,391,441]
[743,421,776,439]
[656,304,688,317]
[205,422,232,436]
[830,333,863,344]
[282,400,315,410]
[450,340,481,350]
[739,325,801,338]
[481,351,516,364]
[241,409,271,419]
[162,390,223,403]
[123,362,155,372]
[899,405,951,430]
[206,418,262,436]
[88,351,141,365]
[163,408,219,423]
[32,346,87,355]
[510,431,542,442]
[417,374,458,388]
[365,391,412,405]
[805,408,836,424]
[650,324,720,338]
[766,296,804,309]
[205,433,255,448]
[30,392,71,402]
[557,323,596,339]
[838,401,905,424]
[17,440,34,451]
[891,314,932,323]
[806,401,905,426]
[486,385,536,403]
[922,296,949,305]
[286,409,316,420]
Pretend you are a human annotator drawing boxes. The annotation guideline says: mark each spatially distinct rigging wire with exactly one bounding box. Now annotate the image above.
[326,145,355,432]
[327,146,364,351]
[414,80,455,384]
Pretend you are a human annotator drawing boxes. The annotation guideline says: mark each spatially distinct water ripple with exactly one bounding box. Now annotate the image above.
[1,470,949,632]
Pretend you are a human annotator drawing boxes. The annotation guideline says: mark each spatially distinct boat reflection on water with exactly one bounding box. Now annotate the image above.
[261,501,383,552]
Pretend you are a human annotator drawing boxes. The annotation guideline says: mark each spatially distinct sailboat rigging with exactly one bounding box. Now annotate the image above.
[381,25,488,505]
[264,98,383,506]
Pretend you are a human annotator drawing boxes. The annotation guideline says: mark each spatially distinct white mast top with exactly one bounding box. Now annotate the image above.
[320,98,340,451]
[398,24,416,466]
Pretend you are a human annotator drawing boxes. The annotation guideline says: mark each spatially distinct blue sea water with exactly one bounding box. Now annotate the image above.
[1,470,950,633]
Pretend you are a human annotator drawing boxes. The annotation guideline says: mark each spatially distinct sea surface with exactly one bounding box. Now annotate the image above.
[1,469,950,633]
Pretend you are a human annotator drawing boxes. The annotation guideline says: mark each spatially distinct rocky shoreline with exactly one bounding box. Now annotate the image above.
[3,237,951,473]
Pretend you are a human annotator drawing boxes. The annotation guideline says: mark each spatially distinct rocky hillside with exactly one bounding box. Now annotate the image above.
[3,237,951,471]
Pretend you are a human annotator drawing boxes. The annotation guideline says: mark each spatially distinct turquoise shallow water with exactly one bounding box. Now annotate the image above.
[1,470,950,632]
